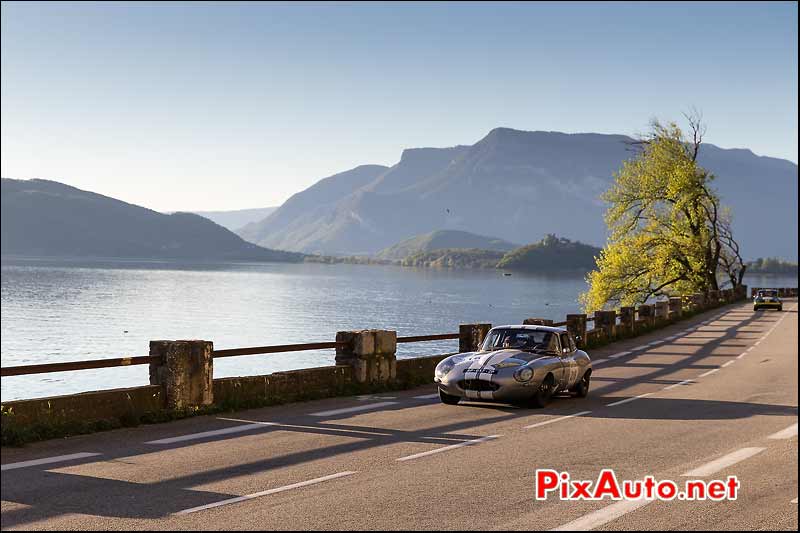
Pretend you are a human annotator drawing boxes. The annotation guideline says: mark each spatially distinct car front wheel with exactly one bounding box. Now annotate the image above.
[439,389,461,405]
[531,376,555,408]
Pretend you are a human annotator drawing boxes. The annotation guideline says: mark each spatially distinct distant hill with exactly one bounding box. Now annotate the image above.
[497,234,600,272]
[1,178,304,262]
[400,248,506,269]
[190,207,277,232]
[376,230,518,260]
[236,128,798,260]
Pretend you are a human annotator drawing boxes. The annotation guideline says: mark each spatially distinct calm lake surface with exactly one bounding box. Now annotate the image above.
[1,257,796,401]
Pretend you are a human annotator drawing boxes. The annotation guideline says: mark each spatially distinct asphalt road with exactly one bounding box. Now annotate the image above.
[2,299,797,531]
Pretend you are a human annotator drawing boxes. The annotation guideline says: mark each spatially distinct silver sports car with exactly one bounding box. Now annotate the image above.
[434,325,592,407]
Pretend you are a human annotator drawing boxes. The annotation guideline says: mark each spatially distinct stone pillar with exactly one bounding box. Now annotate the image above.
[738,285,748,300]
[594,310,616,338]
[523,318,553,326]
[690,293,705,310]
[149,340,214,410]
[637,304,655,328]
[668,297,682,320]
[459,323,492,352]
[618,307,635,333]
[566,314,587,348]
[654,300,669,322]
[335,330,397,384]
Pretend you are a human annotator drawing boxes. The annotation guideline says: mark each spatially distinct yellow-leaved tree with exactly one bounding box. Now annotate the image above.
[580,116,746,311]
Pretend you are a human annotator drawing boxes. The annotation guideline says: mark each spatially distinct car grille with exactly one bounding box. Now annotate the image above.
[458,380,500,392]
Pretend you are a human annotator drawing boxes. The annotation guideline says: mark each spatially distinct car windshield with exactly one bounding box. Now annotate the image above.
[481,328,558,353]
[758,291,778,298]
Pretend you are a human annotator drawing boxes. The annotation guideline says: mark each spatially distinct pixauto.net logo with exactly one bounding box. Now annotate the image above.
[535,469,740,501]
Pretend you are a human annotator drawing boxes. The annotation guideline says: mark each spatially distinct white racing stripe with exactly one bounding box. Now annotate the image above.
[681,447,765,477]
[1,452,102,471]
[767,423,798,440]
[146,423,273,445]
[550,498,651,531]
[175,471,357,515]
[396,435,500,462]
[606,392,653,407]
[524,411,592,429]
[310,401,398,417]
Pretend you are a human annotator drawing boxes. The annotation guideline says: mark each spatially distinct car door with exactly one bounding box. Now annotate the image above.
[560,332,579,388]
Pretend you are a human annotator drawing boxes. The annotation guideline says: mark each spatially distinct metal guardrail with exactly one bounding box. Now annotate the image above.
[1,333,462,377]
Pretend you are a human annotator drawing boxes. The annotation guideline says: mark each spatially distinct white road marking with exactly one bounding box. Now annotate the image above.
[792,497,798,504]
[175,471,357,515]
[681,447,766,477]
[606,393,653,407]
[663,378,694,390]
[1,452,102,471]
[146,423,273,445]
[413,393,441,400]
[550,498,651,531]
[608,351,631,359]
[591,358,609,365]
[645,341,662,346]
[396,435,500,462]
[722,360,735,368]
[524,411,592,429]
[631,345,649,351]
[310,401,398,417]
[698,368,719,378]
[767,423,798,440]
[736,352,747,359]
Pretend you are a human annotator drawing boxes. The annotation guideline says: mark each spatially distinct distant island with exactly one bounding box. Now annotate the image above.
[1,179,304,263]
[305,232,602,273]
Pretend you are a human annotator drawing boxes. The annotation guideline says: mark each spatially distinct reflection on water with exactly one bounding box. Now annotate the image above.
[1,256,796,401]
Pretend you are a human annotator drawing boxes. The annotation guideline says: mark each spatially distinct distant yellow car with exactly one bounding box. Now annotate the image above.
[753,289,783,311]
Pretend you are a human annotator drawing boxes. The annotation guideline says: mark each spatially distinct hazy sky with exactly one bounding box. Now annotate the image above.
[2,1,797,212]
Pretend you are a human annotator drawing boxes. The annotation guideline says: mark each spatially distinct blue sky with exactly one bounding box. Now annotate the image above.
[1,1,797,211]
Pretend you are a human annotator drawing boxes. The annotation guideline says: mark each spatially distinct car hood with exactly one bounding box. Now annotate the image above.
[451,349,549,369]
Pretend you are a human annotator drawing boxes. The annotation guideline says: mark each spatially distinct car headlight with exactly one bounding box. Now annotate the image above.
[514,367,534,382]
[435,358,456,379]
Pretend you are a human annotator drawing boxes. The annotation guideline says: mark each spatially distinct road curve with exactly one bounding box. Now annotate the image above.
[1,299,797,530]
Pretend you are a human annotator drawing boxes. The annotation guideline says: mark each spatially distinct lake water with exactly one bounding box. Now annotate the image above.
[1,257,796,401]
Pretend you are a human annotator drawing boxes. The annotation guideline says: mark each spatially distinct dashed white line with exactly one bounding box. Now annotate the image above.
[608,351,631,359]
[175,471,357,515]
[413,393,441,400]
[767,423,798,440]
[310,401,398,417]
[146,423,273,445]
[645,341,662,347]
[550,498,651,531]
[682,447,765,477]
[721,360,735,368]
[1,452,102,471]
[592,358,609,365]
[698,368,719,378]
[396,435,500,462]
[663,378,694,390]
[524,411,592,429]
[631,345,649,351]
[606,393,653,407]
